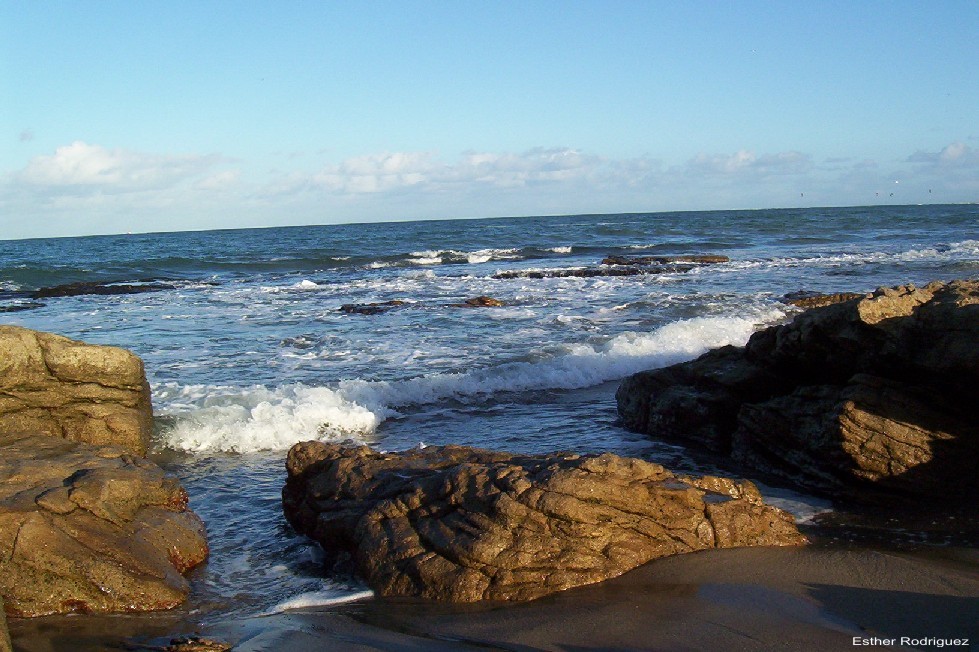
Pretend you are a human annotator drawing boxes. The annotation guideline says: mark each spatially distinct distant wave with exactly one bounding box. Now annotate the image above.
[156,307,785,453]
[694,239,979,274]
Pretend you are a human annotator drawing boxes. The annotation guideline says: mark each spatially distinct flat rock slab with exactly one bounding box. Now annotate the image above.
[282,443,804,603]
[0,433,208,617]
[0,325,153,455]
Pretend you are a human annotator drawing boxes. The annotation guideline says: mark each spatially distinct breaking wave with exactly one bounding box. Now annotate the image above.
[156,309,784,453]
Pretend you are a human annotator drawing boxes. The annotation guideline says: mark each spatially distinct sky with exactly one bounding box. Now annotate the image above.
[2,1,978,239]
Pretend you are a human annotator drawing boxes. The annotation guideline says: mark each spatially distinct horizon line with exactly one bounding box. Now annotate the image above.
[2,201,975,244]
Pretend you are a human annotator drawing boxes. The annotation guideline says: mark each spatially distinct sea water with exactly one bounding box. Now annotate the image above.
[2,204,977,618]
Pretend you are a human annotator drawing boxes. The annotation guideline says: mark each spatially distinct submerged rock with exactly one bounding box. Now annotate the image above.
[617,280,979,502]
[282,442,804,603]
[0,432,208,617]
[0,325,153,455]
[0,301,46,314]
[30,280,177,299]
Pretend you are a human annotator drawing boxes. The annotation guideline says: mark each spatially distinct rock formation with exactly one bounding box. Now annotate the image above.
[283,442,804,602]
[0,432,208,617]
[617,280,979,501]
[0,325,153,455]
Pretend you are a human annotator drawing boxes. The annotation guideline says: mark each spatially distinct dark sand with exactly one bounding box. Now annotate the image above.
[9,544,978,651]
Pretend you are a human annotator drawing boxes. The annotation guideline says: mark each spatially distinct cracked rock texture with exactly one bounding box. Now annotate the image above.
[617,280,979,501]
[0,325,153,456]
[282,443,804,602]
[0,432,208,617]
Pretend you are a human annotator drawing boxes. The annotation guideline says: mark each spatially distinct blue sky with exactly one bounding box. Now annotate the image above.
[2,1,978,239]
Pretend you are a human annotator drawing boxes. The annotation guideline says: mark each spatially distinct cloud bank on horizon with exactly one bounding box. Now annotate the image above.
[3,139,977,238]
[2,2,978,239]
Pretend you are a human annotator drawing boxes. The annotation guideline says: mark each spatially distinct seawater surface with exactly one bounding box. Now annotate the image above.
[2,204,978,619]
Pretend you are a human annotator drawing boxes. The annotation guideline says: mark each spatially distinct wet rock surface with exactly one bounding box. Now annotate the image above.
[0,325,153,455]
[0,432,208,617]
[339,300,408,315]
[781,290,867,309]
[617,280,979,502]
[282,442,804,603]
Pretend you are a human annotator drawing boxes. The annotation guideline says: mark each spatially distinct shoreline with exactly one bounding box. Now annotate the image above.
[9,543,978,651]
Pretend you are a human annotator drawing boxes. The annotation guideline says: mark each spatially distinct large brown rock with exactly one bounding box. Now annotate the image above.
[617,280,979,501]
[0,432,208,617]
[0,325,153,455]
[282,442,804,602]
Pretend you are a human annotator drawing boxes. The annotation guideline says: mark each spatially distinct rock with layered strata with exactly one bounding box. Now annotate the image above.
[282,442,804,603]
[0,325,153,455]
[617,280,979,500]
[0,432,208,617]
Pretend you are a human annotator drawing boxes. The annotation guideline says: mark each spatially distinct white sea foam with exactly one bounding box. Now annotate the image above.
[263,588,374,614]
[158,384,382,453]
[546,246,573,253]
[407,248,522,266]
[717,239,979,273]
[158,308,785,453]
[294,279,320,289]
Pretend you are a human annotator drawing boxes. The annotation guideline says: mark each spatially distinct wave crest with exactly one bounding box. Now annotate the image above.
[157,309,785,453]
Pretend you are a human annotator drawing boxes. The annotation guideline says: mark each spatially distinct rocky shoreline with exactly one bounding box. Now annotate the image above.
[616,280,979,505]
[3,278,977,648]
[0,326,207,622]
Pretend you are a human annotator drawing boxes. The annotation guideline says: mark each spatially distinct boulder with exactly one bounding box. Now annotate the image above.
[282,442,804,602]
[0,325,152,455]
[617,280,979,501]
[0,432,208,617]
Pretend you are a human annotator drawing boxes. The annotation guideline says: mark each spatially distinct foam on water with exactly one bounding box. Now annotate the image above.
[263,588,375,615]
[158,308,785,453]
[157,384,382,453]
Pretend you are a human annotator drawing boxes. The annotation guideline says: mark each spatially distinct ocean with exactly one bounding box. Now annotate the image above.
[2,204,978,622]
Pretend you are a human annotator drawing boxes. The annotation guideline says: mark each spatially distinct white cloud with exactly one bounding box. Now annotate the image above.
[685,149,812,176]
[906,141,979,168]
[15,141,225,193]
[279,147,607,197]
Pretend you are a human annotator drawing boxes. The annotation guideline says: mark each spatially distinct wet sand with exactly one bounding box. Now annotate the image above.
[9,544,978,651]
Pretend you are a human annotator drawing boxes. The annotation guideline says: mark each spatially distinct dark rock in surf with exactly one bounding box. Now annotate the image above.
[601,254,730,266]
[282,442,805,603]
[0,302,45,313]
[493,265,694,280]
[30,280,177,299]
[617,280,979,502]
[339,300,407,315]
[450,296,505,308]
